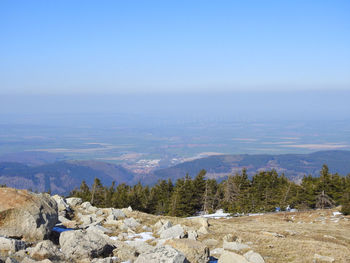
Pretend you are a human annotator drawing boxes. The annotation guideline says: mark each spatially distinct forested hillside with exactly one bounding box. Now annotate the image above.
[71,165,350,217]
[0,160,135,195]
[153,150,350,183]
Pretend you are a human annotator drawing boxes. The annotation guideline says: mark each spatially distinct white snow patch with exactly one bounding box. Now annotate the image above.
[125,232,155,242]
[188,209,231,219]
[248,213,264,216]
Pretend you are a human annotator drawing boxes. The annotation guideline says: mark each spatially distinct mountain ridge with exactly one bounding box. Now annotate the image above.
[151,150,350,183]
[1,150,350,194]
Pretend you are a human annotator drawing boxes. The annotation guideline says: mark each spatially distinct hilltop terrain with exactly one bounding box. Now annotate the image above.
[1,150,350,194]
[1,187,349,262]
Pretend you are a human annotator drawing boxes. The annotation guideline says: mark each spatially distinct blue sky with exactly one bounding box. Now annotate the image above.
[1,0,349,94]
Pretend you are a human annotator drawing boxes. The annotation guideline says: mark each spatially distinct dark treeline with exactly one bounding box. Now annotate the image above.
[70,165,350,216]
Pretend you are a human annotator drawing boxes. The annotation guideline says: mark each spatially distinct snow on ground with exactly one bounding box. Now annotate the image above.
[188,209,232,219]
[110,232,155,242]
[202,209,231,219]
[248,213,265,216]
[127,232,155,242]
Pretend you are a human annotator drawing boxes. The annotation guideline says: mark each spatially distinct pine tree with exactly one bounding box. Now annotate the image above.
[192,170,207,212]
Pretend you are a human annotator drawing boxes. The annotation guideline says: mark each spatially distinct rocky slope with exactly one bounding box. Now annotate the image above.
[0,187,349,263]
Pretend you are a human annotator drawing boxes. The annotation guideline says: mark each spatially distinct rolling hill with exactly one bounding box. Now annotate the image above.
[151,150,350,183]
[1,150,350,194]
[0,160,135,195]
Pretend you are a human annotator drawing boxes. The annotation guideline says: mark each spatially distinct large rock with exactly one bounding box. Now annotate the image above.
[80,201,98,213]
[218,251,249,263]
[223,241,250,251]
[28,240,62,261]
[112,241,138,262]
[244,250,265,263]
[106,208,125,220]
[59,229,115,260]
[91,257,119,263]
[160,224,185,239]
[123,217,141,229]
[197,226,209,235]
[0,236,26,253]
[187,230,198,240]
[0,188,58,241]
[135,245,187,263]
[156,220,173,234]
[5,258,20,263]
[165,239,210,263]
[51,195,69,213]
[65,197,82,207]
[127,240,154,254]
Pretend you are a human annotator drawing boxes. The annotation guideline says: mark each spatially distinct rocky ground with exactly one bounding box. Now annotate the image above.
[0,187,349,263]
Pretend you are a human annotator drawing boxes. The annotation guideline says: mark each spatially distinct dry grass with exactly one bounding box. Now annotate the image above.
[128,209,350,262]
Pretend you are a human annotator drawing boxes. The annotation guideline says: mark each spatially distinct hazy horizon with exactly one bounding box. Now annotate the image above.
[1,1,349,165]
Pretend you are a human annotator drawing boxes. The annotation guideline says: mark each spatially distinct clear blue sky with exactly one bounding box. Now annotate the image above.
[1,0,349,94]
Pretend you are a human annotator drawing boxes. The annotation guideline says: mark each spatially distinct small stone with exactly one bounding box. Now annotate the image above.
[313,254,335,263]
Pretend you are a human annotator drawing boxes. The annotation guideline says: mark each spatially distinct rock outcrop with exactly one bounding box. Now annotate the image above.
[0,187,275,263]
[160,224,186,239]
[135,245,188,263]
[218,251,249,263]
[165,239,210,263]
[0,188,58,242]
[59,229,115,260]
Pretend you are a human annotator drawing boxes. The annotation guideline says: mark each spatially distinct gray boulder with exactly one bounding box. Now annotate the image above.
[244,250,265,263]
[108,208,126,219]
[51,195,69,213]
[59,229,115,260]
[218,251,249,263]
[123,218,141,229]
[87,225,113,235]
[223,241,250,251]
[112,241,138,262]
[187,230,198,240]
[165,239,210,263]
[80,201,98,213]
[127,240,154,254]
[28,240,62,261]
[5,258,19,263]
[135,245,187,263]
[91,257,119,263]
[0,188,58,242]
[160,224,185,239]
[157,220,173,234]
[0,236,26,253]
[65,197,82,207]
